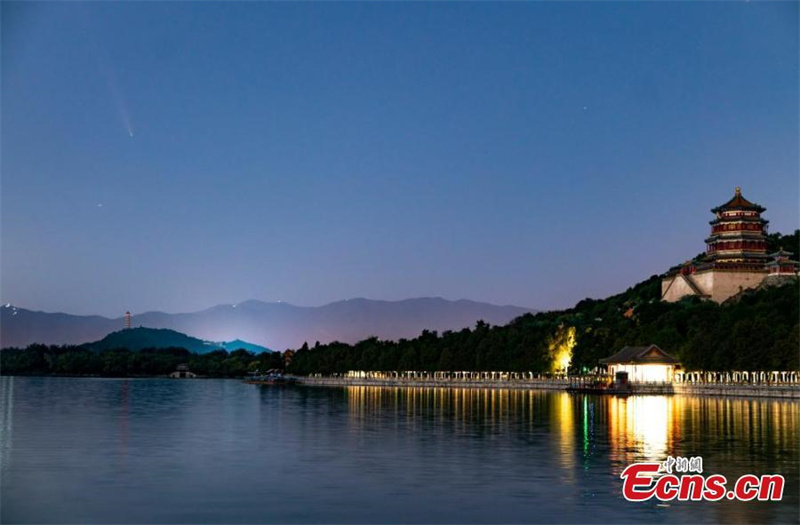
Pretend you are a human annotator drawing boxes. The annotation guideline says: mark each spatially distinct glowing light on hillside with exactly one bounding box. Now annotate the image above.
[549,325,576,374]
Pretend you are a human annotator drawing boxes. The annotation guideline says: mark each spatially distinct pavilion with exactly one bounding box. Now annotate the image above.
[169,364,198,379]
[600,345,680,383]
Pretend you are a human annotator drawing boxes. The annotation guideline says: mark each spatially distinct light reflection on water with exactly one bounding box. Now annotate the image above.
[0,377,797,524]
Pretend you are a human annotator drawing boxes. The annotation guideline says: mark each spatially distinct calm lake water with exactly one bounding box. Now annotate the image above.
[1,377,798,524]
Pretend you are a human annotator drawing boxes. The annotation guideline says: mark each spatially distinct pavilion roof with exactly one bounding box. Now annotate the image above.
[769,248,796,258]
[599,345,680,365]
[711,187,766,213]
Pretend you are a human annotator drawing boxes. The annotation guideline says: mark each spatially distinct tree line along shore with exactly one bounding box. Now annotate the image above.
[2,231,798,379]
[1,276,796,379]
[0,347,284,378]
[287,275,798,377]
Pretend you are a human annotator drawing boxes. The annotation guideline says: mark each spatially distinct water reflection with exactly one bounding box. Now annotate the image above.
[608,395,674,462]
[555,393,575,475]
[0,377,13,469]
[343,388,799,462]
[346,385,561,437]
[2,379,797,524]
[117,380,130,471]
[343,386,799,523]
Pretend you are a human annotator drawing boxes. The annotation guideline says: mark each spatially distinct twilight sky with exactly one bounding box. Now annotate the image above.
[1,2,798,317]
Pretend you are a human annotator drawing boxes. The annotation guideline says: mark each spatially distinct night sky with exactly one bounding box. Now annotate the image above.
[2,2,797,316]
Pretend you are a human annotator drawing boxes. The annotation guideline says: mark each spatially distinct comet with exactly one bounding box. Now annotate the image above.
[82,10,137,139]
[104,66,134,138]
[92,44,134,138]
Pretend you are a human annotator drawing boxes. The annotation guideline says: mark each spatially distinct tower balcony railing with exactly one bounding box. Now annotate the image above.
[710,225,766,233]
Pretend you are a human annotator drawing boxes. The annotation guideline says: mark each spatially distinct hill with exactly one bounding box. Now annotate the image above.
[219,339,271,354]
[0,298,535,351]
[288,275,799,374]
[84,327,223,354]
[80,328,271,355]
[284,229,799,374]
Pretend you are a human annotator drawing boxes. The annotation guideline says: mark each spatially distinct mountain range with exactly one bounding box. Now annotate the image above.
[0,298,535,351]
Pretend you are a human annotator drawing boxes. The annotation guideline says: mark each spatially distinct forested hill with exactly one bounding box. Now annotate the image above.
[288,275,798,374]
[85,327,221,354]
[289,229,800,375]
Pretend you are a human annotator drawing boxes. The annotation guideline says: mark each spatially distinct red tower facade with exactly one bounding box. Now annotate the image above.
[704,187,769,270]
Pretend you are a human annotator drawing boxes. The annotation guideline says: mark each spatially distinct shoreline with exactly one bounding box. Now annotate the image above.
[294,376,800,399]
[4,374,799,399]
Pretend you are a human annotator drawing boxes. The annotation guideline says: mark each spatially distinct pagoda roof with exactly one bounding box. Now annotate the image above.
[766,259,799,267]
[711,187,766,213]
[769,248,795,258]
[599,345,680,365]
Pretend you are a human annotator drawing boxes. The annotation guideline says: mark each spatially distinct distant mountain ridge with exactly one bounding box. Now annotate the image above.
[0,298,535,351]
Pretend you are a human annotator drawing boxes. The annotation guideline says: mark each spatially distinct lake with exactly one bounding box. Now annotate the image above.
[1,377,797,524]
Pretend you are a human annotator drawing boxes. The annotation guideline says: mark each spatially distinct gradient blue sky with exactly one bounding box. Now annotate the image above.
[2,1,798,316]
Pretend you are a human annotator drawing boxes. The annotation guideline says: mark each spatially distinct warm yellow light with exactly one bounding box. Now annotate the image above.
[548,325,576,374]
[627,396,671,460]
[639,364,671,382]
[614,364,674,383]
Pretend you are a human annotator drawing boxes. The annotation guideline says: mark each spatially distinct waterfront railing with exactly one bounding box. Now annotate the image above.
[316,370,800,386]
[674,370,799,385]
[340,371,570,383]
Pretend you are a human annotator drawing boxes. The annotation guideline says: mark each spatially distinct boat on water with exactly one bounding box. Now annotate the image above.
[566,385,632,396]
[243,369,298,386]
[566,371,632,396]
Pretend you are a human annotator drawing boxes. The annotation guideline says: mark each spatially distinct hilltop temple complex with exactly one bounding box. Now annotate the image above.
[661,187,799,303]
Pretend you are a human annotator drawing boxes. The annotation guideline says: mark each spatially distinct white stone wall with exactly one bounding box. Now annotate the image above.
[661,275,699,302]
[690,271,714,297]
[707,271,767,302]
[661,270,767,303]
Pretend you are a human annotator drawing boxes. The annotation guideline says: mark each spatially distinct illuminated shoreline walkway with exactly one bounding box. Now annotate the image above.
[343,369,800,384]
[293,370,800,399]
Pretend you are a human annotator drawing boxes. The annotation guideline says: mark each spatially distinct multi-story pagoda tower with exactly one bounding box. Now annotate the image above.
[704,187,769,269]
[661,187,782,303]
